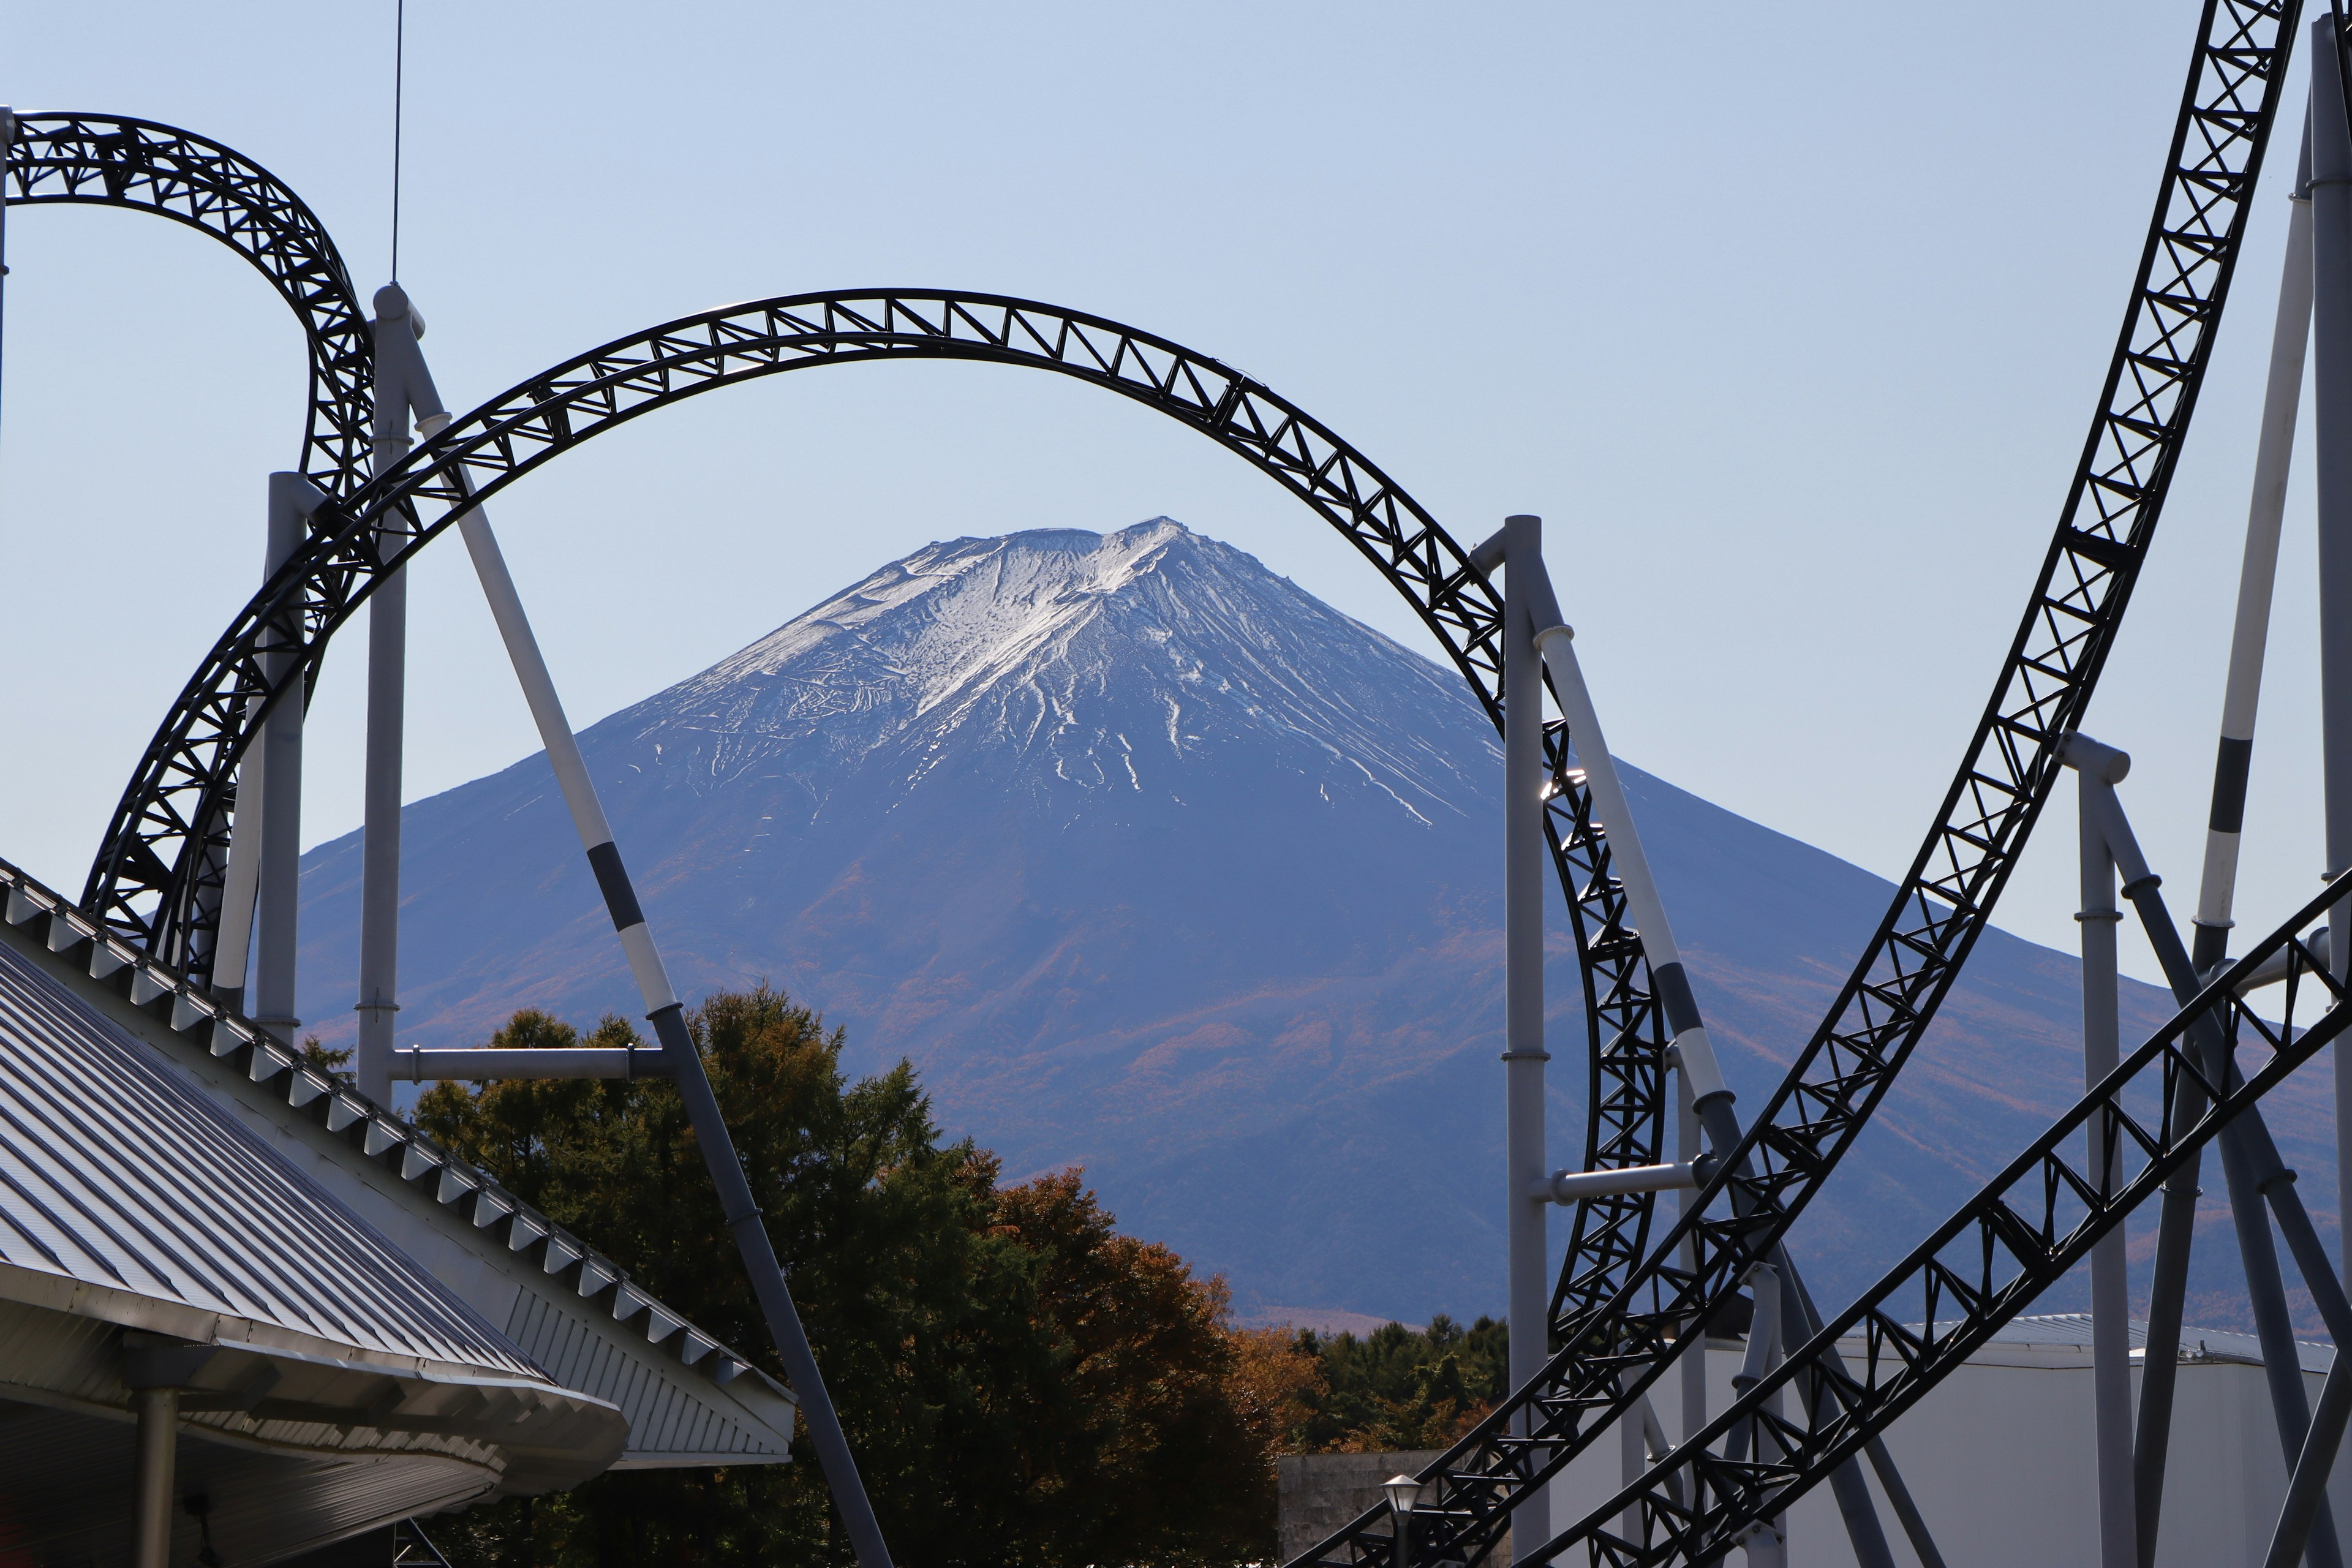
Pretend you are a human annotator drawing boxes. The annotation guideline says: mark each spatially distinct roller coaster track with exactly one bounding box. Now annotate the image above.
[2,114,374,497]
[17,0,2308,1550]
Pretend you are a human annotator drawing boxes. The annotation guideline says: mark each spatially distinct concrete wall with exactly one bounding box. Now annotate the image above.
[1279,1450,1449,1562]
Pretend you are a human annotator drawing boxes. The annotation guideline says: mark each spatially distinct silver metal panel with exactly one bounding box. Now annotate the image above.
[0,937,537,1379]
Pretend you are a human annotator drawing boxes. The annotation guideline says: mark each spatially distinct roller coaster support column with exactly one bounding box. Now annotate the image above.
[1501,514,1549,1563]
[2071,737,2136,1568]
[1677,1063,1706,1447]
[2079,756,2352,1568]
[2311,21,2352,1221]
[254,473,322,1048]
[1520,565,1916,1568]
[2193,113,2313,982]
[401,402,892,1568]
[354,284,433,1104]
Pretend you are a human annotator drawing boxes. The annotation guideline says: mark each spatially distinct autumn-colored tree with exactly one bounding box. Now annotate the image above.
[1279,1314,1509,1454]
[414,990,1278,1567]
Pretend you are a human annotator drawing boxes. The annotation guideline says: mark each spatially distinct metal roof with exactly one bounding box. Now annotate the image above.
[0,925,541,1380]
[0,853,782,1403]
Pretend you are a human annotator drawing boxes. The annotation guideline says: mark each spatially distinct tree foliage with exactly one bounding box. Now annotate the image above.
[414,990,1282,1567]
[1271,1315,1508,1454]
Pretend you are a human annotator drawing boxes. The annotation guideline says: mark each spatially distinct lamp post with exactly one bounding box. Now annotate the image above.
[1385,1473,1422,1567]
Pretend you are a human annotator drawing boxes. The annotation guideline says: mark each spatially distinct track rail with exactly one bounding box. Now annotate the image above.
[2,114,373,496]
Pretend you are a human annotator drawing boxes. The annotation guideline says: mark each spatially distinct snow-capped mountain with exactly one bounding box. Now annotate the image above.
[293,519,2329,1325]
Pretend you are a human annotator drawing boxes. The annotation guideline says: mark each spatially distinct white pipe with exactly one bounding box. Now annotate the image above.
[211,739,264,1003]
[2196,179,2313,952]
[1533,1161,1701,1203]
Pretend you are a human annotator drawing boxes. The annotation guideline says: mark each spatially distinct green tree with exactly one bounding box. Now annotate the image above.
[415,990,1277,1567]
[1278,1314,1509,1453]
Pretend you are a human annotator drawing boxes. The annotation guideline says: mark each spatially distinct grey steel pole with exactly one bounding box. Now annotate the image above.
[1678,1062,1705,1446]
[2310,24,2352,1237]
[2193,123,2314,978]
[1526,579,1907,1568]
[1501,514,1550,1562]
[254,473,322,1049]
[2271,1356,2352,1568]
[210,728,264,1011]
[407,409,893,1568]
[130,1386,176,1568]
[2078,751,2137,1568]
[355,283,426,1104]
[2085,772,2348,1568]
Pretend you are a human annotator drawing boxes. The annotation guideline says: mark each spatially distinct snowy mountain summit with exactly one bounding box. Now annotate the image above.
[622,518,1494,830]
[292,516,2201,1324]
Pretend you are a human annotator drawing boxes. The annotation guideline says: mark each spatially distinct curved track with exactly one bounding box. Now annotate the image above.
[2,114,374,496]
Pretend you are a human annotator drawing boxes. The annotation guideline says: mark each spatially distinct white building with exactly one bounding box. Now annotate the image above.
[1547,1315,2348,1567]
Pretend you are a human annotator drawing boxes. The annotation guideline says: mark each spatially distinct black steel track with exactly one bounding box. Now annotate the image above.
[2,114,374,497]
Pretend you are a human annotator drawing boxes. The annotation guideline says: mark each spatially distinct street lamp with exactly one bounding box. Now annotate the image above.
[1384,1474,1422,1566]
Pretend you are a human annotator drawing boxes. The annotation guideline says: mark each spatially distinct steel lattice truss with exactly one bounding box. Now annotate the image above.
[1534,877,2352,1565]
[2,115,373,496]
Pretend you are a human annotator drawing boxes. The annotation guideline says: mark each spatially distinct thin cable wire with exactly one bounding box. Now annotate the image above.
[391,0,405,282]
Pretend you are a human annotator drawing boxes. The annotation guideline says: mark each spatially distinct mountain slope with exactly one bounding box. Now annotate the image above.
[292,519,2331,1324]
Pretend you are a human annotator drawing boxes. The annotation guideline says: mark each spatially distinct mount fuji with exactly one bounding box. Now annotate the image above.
[291,519,2332,1325]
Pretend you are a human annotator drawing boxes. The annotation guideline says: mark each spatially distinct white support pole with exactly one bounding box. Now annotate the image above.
[1501,515,1550,1562]
[1525,566,1909,1568]
[210,734,264,1011]
[404,399,892,1568]
[253,473,323,1048]
[2076,744,2137,1568]
[2193,134,2314,976]
[1523,619,1728,1115]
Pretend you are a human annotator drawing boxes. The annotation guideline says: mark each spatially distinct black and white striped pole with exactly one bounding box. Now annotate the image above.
[1515,558,1927,1568]
[2190,111,2312,984]
[393,382,892,1567]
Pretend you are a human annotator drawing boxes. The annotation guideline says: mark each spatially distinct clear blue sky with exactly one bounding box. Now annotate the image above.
[1,1,2331,984]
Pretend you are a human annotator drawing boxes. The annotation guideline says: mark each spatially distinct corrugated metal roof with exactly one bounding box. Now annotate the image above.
[0,933,541,1379]
[0,860,794,1438]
